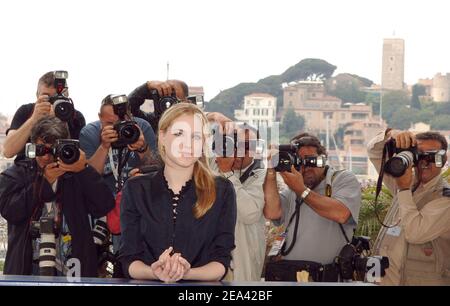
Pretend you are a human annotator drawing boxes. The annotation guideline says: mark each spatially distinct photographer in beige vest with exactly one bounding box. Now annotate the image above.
[368,129,450,285]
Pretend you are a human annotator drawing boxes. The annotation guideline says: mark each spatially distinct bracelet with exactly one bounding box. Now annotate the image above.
[301,187,311,200]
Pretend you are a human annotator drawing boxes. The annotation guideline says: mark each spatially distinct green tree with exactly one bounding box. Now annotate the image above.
[281,58,337,82]
[280,108,305,140]
[365,92,381,115]
[434,102,450,115]
[411,84,425,110]
[356,185,393,242]
[380,90,410,124]
[430,114,450,130]
[389,106,417,129]
[206,58,338,118]
[326,73,373,103]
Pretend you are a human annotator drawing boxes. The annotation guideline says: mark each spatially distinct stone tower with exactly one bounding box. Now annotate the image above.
[431,73,450,102]
[382,38,405,90]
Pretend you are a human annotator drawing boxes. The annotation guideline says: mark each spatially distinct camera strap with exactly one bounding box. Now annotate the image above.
[239,160,262,184]
[279,167,351,256]
[374,141,400,228]
[108,148,131,192]
[280,197,304,256]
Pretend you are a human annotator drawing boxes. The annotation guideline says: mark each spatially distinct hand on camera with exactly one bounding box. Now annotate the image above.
[43,162,66,184]
[280,165,307,196]
[129,168,143,178]
[147,81,175,97]
[57,150,87,173]
[395,165,413,190]
[100,125,118,150]
[128,125,146,152]
[207,112,233,131]
[31,95,52,123]
[389,130,416,149]
[266,146,279,169]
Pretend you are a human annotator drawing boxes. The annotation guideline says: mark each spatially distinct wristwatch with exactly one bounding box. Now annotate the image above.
[301,187,311,200]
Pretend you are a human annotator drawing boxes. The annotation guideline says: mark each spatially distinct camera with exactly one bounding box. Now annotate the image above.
[384,139,446,177]
[111,94,141,149]
[187,94,204,108]
[48,71,75,122]
[210,123,237,158]
[92,217,110,247]
[150,89,180,118]
[25,139,80,164]
[335,236,389,281]
[30,217,58,276]
[274,143,327,172]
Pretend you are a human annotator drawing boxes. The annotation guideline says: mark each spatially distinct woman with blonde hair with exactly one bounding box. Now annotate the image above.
[118,103,237,282]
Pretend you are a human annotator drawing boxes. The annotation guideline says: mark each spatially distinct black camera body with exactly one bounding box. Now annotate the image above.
[111,95,141,149]
[274,143,327,172]
[384,139,446,177]
[150,89,180,118]
[335,237,389,281]
[48,71,75,122]
[211,127,238,158]
[275,143,301,172]
[25,139,80,164]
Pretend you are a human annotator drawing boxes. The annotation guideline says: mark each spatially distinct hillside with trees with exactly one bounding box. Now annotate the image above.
[205,58,337,119]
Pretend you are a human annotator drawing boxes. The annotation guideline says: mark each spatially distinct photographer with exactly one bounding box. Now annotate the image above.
[79,94,156,275]
[0,116,114,277]
[128,80,189,132]
[211,118,267,281]
[3,71,85,161]
[263,133,361,282]
[79,94,156,193]
[368,129,450,285]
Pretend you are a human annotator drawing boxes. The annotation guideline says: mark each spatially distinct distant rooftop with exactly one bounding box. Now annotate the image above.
[245,93,276,98]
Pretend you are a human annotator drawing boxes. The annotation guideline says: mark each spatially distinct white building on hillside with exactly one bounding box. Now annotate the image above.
[234,93,277,127]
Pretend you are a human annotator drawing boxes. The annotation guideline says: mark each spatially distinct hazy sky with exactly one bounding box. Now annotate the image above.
[1,0,449,122]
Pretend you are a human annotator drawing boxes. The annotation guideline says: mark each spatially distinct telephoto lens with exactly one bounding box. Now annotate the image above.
[38,217,57,276]
[384,151,414,177]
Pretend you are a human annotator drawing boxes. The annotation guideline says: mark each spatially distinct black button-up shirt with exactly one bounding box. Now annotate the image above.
[118,169,237,279]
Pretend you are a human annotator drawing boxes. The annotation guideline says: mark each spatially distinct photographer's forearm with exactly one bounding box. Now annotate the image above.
[303,191,351,224]
[263,171,282,220]
[3,118,35,158]
[87,145,109,174]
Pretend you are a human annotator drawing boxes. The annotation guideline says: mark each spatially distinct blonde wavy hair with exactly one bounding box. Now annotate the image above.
[158,103,216,219]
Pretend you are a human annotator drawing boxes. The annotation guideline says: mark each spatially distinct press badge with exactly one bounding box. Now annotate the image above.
[268,232,287,257]
[386,225,402,237]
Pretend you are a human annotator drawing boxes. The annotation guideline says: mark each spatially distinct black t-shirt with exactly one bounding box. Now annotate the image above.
[6,103,86,161]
